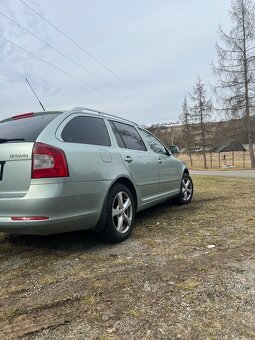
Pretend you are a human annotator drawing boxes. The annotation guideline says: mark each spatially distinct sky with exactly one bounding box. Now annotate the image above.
[0,0,232,126]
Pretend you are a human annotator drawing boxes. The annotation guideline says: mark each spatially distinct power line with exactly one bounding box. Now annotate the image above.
[0,9,158,116]
[0,34,149,115]
[18,0,170,119]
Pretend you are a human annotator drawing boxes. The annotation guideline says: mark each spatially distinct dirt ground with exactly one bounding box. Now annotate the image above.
[0,176,255,340]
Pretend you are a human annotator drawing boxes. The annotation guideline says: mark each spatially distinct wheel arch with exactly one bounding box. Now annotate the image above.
[94,176,138,232]
[109,177,138,212]
[183,168,189,175]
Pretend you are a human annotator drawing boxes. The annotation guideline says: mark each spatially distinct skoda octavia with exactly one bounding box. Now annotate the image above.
[0,108,193,242]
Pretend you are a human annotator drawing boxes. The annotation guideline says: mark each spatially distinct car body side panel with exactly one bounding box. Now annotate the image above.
[117,148,160,204]
[157,155,183,198]
[49,141,133,184]
[136,127,184,200]
[104,119,160,205]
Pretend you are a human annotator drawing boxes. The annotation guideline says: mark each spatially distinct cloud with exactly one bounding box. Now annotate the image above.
[0,0,232,124]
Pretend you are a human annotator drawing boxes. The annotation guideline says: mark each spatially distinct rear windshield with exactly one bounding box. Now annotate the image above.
[0,113,60,142]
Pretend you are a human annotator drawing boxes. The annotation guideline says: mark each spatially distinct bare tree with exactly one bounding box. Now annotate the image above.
[213,0,255,168]
[190,77,212,169]
[180,97,193,166]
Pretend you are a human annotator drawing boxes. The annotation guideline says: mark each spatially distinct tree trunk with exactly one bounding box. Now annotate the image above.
[247,119,255,167]
[200,108,207,169]
[241,0,255,168]
[189,151,193,167]
[202,149,207,169]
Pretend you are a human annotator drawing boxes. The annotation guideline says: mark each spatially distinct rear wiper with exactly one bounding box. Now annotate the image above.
[0,138,25,144]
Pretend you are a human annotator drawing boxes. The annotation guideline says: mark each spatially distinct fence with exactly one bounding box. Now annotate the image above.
[179,151,251,169]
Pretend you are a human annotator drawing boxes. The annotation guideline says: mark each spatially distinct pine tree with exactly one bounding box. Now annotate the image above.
[213,0,255,168]
[180,97,193,167]
[190,77,212,169]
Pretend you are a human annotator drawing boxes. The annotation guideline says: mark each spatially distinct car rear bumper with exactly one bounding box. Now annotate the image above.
[0,180,110,235]
[0,213,97,235]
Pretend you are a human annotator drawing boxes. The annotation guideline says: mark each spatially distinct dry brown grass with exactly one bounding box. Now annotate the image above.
[179,151,251,169]
[0,176,255,339]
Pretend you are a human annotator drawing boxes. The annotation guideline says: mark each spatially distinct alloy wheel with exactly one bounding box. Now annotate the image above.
[181,177,192,201]
[112,191,133,234]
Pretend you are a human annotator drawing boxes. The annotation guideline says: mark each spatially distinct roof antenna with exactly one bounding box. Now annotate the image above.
[25,78,45,111]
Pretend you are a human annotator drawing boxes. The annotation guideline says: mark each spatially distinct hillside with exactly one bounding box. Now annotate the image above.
[147,116,255,150]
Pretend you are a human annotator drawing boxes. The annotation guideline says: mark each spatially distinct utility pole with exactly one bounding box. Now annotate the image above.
[168,122,180,145]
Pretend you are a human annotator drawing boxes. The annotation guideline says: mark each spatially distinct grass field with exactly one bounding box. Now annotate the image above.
[179,151,252,169]
[0,176,255,339]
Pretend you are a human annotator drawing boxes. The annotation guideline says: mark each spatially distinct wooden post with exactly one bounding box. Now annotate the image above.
[210,152,213,168]
[219,153,221,168]
[243,151,245,168]
[232,151,234,166]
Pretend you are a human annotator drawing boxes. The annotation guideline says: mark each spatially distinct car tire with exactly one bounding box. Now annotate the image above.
[174,173,193,205]
[100,183,135,243]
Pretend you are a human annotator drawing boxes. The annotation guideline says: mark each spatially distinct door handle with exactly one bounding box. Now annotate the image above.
[124,156,133,163]
[157,158,163,164]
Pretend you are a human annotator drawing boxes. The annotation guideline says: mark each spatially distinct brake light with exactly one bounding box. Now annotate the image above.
[32,142,69,178]
[12,112,34,120]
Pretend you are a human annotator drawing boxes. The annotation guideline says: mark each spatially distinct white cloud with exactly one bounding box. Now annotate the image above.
[0,0,232,124]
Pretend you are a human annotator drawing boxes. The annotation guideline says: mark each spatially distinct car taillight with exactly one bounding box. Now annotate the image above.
[32,142,69,178]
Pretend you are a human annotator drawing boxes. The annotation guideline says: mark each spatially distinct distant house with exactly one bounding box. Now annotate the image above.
[213,140,247,167]
[214,140,246,153]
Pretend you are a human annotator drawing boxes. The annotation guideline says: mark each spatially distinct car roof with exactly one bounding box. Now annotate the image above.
[1,108,139,127]
[0,111,62,123]
[67,107,139,126]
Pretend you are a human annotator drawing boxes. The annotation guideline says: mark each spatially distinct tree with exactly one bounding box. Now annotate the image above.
[180,97,193,166]
[213,117,249,146]
[190,77,212,169]
[213,0,255,168]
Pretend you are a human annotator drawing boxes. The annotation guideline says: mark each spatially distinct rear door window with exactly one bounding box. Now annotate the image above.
[109,121,146,151]
[0,113,60,142]
[61,116,111,146]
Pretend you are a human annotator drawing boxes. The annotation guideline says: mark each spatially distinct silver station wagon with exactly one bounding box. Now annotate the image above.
[0,108,193,242]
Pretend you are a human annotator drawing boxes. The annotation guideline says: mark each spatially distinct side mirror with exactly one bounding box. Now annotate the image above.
[169,145,180,155]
